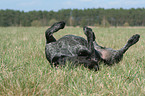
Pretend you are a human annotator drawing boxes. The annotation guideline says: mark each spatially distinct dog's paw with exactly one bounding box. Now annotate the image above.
[49,21,65,33]
[127,34,140,45]
[83,26,93,36]
[52,21,65,29]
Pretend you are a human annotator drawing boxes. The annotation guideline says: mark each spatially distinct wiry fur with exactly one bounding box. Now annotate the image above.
[45,21,140,71]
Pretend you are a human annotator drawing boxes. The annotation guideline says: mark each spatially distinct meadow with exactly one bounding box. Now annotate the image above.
[0,27,145,96]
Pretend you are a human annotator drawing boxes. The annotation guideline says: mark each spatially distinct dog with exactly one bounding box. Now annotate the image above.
[45,21,140,71]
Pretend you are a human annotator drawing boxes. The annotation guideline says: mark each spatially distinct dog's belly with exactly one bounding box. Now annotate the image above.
[45,35,88,62]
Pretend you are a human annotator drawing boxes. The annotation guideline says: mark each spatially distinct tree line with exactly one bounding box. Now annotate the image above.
[0,8,145,27]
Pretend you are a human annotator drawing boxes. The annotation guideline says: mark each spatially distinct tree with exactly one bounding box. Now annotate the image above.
[0,8,145,27]
[48,19,58,26]
[31,20,41,26]
[101,16,110,27]
[80,18,87,27]
[123,22,130,27]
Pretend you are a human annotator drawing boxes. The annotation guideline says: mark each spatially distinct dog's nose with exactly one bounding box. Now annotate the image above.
[90,59,99,71]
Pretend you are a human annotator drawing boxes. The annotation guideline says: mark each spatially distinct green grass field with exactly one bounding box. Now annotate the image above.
[0,27,145,96]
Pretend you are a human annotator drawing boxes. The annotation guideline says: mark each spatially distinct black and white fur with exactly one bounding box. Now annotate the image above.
[45,21,140,71]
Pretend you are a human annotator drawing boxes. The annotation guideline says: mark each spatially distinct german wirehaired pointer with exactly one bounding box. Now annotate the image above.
[45,21,140,71]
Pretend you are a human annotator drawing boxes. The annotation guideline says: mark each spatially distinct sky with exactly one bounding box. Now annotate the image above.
[0,0,145,12]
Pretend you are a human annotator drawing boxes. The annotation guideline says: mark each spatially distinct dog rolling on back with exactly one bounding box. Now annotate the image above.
[45,21,140,71]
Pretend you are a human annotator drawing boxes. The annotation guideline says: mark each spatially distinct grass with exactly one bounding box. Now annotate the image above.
[0,27,145,96]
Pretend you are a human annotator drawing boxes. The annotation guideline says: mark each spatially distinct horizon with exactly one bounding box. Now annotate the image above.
[0,0,145,12]
[1,7,145,12]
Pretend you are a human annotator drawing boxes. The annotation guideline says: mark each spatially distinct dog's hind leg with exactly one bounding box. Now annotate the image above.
[119,34,140,54]
[102,34,140,65]
[45,21,65,44]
